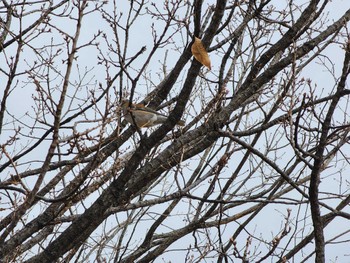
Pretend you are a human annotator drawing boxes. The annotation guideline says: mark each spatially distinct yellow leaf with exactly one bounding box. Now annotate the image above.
[191,37,211,70]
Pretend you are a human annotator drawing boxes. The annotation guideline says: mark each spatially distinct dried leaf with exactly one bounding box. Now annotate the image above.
[191,37,211,70]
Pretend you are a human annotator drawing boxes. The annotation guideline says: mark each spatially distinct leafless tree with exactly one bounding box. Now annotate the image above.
[1,0,350,262]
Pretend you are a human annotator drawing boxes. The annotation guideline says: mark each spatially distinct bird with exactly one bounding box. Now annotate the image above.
[121,100,185,128]
[191,36,211,70]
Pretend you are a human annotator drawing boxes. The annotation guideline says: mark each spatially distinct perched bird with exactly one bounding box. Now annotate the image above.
[121,100,185,128]
[191,36,211,70]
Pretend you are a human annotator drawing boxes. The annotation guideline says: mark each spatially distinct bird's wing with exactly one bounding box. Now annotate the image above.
[134,106,169,118]
[191,37,211,70]
[128,109,156,127]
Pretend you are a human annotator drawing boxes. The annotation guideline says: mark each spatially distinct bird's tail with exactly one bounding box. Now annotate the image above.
[156,116,185,126]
